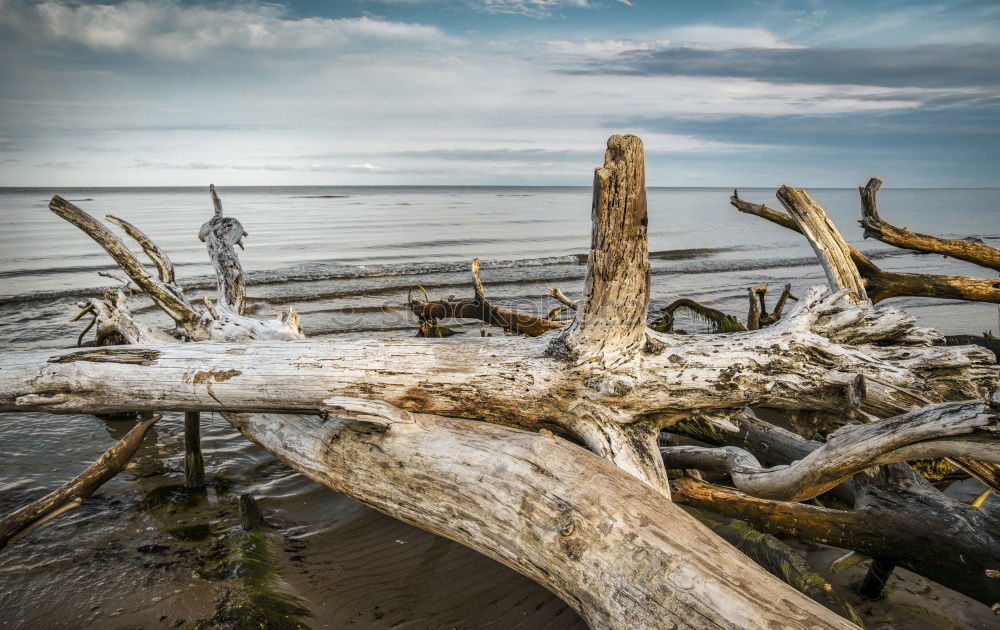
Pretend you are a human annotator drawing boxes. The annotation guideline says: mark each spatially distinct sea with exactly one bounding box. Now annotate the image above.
[0,186,997,628]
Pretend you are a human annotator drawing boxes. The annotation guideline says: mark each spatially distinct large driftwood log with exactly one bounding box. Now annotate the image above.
[3,135,1000,627]
[227,401,855,629]
[4,288,994,421]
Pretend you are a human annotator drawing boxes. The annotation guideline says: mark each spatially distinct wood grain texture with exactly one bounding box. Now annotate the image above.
[558,134,650,370]
[777,186,868,302]
[225,405,857,629]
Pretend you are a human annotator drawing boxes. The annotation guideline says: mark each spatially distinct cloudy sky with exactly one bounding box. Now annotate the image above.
[1,0,998,187]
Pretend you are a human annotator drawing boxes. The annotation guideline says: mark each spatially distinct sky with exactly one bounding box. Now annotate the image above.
[0,0,999,187]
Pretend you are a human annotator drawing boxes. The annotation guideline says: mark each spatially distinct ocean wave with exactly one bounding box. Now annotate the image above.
[0,246,901,307]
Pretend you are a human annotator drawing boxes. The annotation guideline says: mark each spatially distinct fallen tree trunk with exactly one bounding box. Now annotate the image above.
[225,401,856,629]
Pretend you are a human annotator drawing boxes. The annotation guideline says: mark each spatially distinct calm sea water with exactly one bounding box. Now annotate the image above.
[0,186,997,628]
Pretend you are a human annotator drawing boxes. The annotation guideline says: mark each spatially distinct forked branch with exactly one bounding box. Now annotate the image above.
[860,177,1000,272]
[731,189,1000,304]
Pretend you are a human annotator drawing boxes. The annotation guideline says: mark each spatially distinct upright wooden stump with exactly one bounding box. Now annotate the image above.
[858,559,895,600]
[184,411,206,489]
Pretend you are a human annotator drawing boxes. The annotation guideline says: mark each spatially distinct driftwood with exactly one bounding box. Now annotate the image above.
[667,408,1000,608]
[653,283,796,334]
[730,189,1000,304]
[662,402,1000,501]
[859,177,1000,272]
[0,414,159,548]
[2,134,999,627]
[408,258,564,337]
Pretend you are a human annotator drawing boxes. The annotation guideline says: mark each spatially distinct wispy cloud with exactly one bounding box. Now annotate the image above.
[565,43,1000,90]
[2,0,451,60]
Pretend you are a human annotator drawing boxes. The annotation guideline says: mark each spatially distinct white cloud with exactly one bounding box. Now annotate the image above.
[477,0,592,17]
[665,25,800,50]
[13,0,451,60]
[548,25,799,61]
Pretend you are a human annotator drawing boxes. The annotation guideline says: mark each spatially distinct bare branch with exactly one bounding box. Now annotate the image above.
[662,401,999,501]
[105,214,176,283]
[49,196,200,328]
[860,177,1000,272]
[0,414,159,548]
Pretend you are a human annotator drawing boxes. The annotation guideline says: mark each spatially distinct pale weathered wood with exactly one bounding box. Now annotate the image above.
[0,414,159,548]
[662,401,999,501]
[557,134,650,370]
[105,214,176,284]
[223,403,856,629]
[860,177,1000,272]
[776,186,868,302]
[3,292,996,422]
[199,184,248,315]
[49,196,199,328]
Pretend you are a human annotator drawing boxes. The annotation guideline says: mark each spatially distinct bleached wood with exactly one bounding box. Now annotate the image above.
[557,134,650,370]
[223,406,856,629]
[3,289,995,421]
[199,184,248,315]
[49,196,199,328]
[777,186,868,302]
[105,214,176,284]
